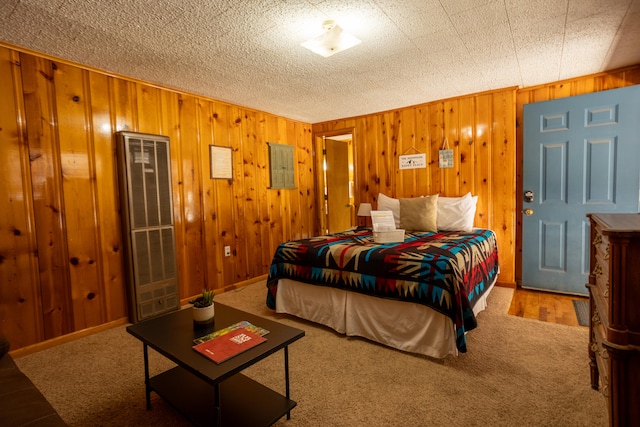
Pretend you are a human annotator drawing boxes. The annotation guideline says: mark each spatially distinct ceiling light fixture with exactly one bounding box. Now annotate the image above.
[301,20,361,58]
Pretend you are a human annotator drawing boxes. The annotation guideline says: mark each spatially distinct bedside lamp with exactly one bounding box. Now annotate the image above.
[357,203,372,227]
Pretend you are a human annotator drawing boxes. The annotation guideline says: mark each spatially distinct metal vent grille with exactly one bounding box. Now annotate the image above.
[117,132,179,322]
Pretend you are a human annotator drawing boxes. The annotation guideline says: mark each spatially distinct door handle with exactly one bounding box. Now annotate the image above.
[524,209,534,216]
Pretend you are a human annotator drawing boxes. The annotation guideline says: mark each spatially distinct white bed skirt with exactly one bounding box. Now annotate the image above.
[275,278,496,359]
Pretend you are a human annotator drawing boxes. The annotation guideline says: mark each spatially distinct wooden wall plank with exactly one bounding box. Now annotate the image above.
[53,63,104,329]
[442,99,460,196]
[285,128,299,239]
[489,90,516,285]
[254,112,270,270]
[428,102,444,194]
[19,54,74,340]
[211,102,236,287]
[458,97,475,197]
[137,84,162,135]
[474,94,492,229]
[0,49,43,347]
[239,109,261,278]
[397,109,415,196]
[297,123,316,238]
[229,106,247,283]
[177,94,206,296]
[197,98,216,290]
[264,115,282,254]
[110,78,137,132]
[88,72,127,321]
[414,106,431,196]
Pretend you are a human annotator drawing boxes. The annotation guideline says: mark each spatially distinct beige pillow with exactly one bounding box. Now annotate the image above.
[399,195,438,232]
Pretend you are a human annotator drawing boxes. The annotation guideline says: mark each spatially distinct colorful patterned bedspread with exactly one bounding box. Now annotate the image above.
[266,228,499,353]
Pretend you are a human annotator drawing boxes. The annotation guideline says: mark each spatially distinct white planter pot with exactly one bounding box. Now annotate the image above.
[192,303,215,326]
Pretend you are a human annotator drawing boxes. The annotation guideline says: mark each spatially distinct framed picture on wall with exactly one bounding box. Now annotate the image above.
[210,145,233,179]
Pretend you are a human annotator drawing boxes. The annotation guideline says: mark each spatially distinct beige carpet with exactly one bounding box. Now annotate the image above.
[15,282,607,427]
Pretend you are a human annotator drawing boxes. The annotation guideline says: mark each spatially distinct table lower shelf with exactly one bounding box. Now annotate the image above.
[150,366,297,427]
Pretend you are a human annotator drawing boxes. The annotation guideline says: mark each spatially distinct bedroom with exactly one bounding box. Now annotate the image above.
[1,1,640,425]
[2,0,640,353]
[1,0,640,395]
[4,42,632,352]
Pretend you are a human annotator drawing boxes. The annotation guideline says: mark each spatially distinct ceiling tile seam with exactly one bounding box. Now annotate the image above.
[557,0,571,82]
[435,0,481,81]
[599,1,634,71]
[503,0,524,89]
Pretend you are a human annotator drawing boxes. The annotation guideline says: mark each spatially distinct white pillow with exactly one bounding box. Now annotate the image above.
[437,192,477,232]
[377,193,400,228]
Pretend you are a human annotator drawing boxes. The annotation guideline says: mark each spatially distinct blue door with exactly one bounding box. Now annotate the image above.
[522,85,640,295]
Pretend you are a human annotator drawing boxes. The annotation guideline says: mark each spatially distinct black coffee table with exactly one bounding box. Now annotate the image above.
[126,302,305,426]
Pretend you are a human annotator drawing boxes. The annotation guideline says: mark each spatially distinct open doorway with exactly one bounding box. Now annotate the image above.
[314,129,356,235]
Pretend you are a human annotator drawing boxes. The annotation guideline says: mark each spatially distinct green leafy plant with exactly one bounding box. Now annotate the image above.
[189,288,215,308]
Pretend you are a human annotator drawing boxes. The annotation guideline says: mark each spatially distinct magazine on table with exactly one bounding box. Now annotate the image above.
[193,320,269,345]
[193,326,267,363]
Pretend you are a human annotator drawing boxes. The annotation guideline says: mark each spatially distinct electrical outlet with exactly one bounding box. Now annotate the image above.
[224,246,231,257]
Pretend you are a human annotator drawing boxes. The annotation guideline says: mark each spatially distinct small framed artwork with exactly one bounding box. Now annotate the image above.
[210,145,233,179]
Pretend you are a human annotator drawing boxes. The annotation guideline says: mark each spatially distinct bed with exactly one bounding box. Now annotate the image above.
[266,222,500,358]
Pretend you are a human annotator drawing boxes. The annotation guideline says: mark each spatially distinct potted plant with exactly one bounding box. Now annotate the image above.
[190,288,215,327]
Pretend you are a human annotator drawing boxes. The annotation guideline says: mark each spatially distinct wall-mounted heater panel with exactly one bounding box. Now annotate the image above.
[116,131,179,323]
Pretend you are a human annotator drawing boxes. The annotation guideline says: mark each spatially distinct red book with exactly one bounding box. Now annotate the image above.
[193,327,267,363]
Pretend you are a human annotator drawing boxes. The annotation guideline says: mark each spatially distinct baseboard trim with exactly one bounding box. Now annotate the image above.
[496,281,516,289]
[10,317,129,359]
[179,274,268,306]
[11,276,271,358]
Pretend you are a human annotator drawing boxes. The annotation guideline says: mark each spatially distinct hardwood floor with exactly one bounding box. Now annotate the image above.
[507,287,589,327]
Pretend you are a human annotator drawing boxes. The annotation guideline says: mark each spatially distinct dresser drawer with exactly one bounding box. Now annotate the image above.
[593,261,609,301]
[592,231,610,300]
[593,231,609,262]
[590,281,609,331]
[591,307,611,398]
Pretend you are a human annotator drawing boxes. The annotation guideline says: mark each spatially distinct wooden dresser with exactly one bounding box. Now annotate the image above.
[587,213,640,427]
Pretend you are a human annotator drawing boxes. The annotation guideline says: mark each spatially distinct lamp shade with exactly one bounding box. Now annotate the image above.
[357,203,372,217]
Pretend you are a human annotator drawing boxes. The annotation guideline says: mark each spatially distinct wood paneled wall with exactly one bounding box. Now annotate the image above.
[0,45,317,350]
[313,89,518,287]
[514,64,640,284]
[2,39,638,352]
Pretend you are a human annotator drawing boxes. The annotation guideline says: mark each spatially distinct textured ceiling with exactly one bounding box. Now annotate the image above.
[1,0,639,123]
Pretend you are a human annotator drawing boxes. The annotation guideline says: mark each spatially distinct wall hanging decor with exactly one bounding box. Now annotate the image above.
[210,145,233,179]
[399,146,426,170]
[268,142,295,189]
[438,138,454,168]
